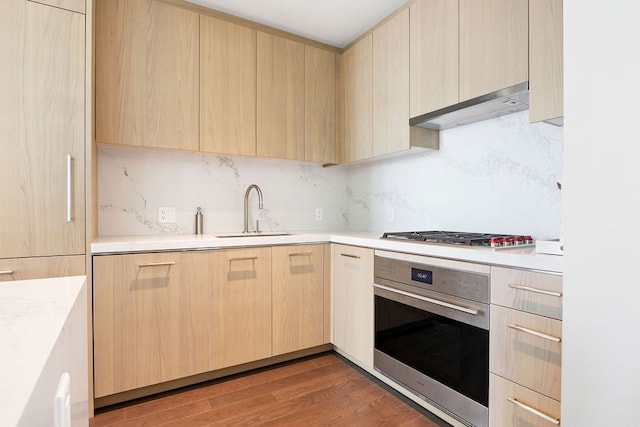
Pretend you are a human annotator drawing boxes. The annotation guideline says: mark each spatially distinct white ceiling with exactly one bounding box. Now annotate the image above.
[185,0,410,48]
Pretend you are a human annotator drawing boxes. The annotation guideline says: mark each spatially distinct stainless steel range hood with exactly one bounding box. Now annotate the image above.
[409,82,529,130]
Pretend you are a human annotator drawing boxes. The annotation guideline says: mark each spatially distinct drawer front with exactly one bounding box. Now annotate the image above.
[0,255,85,282]
[491,266,563,320]
[490,374,561,426]
[490,305,562,400]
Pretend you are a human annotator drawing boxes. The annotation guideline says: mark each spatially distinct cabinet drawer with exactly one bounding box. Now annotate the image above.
[0,255,85,282]
[491,266,563,319]
[490,305,561,400]
[490,374,561,426]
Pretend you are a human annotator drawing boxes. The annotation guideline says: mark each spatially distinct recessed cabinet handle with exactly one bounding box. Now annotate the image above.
[507,397,560,425]
[138,261,175,267]
[340,253,360,259]
[509,283,562,297]
[0,270,14,275]
[508,324,561,343]
[228,256,258,262]
[289,252,312,257]
[66,154,72,223]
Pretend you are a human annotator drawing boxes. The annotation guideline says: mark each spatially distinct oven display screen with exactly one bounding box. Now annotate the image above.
[411,268,433,284]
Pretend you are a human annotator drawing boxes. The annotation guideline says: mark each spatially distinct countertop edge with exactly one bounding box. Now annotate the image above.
[92,232,563,273]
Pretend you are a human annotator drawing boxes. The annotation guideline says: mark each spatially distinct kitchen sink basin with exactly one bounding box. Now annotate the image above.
[214,232,291,238]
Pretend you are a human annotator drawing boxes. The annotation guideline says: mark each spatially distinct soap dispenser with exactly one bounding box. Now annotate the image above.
[195,207,203,234]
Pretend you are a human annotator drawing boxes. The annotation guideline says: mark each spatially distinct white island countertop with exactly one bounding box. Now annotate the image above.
[92,231,563,273]
[0,275,87,426]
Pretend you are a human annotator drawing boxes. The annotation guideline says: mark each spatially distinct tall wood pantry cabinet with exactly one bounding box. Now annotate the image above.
[0,0,86,281]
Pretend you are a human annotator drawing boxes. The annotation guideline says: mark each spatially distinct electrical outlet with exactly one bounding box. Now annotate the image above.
[158,207,176,223]
[315,208,323,221]
[387,207,395,222]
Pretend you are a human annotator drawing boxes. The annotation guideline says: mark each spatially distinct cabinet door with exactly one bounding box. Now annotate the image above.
[257,32,305,160]
[0,0,85,259]
[96,0,199,150]
[93,251,211,397]
[343,34,373,163]
[211,247,272,369]
[200,16,256,156]
[410,0,459,116]
[36,0,85,14]
[372,9,410,157]
[459,0,528,101]
[305,46,337,164]
[272,245,325,355]
[0,255,85,282]
[529,0,563,123]
[332,244,374,369]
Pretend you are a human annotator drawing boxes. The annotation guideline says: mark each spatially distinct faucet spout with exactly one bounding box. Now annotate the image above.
[243,184,263,233]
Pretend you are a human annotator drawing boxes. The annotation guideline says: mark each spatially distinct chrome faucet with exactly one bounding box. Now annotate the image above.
[243,184,263,233]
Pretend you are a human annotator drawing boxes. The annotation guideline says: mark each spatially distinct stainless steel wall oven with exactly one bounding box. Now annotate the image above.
[373,250,490,427]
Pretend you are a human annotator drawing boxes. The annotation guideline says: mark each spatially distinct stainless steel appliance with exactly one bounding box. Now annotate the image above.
[381,230,534,248]
[374,250,490,427]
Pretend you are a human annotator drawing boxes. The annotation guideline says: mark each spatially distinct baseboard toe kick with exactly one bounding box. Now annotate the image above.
[94,343,333,410]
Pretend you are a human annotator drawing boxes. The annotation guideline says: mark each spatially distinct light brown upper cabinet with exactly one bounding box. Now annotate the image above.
[459,0,528,101]
[373,9,438,158]
[409,0,459,117]
[96,0,199,151]
[529,0,563,124]
[343,34,373,163]
[200,16,257,156]
[257,32,305,161]
[0,0,85,260]
[410,0,527,117]
[305,46,337,164]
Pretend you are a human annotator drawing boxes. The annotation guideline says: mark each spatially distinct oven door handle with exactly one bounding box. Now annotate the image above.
[373,284,479,316]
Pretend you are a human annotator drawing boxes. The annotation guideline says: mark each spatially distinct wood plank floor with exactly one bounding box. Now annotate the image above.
[90,352,449,427]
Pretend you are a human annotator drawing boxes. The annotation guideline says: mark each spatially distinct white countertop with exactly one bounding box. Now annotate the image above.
[92,231,563,273]
[0,275,87,425]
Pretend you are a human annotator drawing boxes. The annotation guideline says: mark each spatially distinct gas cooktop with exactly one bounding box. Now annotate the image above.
[381,230,534,248]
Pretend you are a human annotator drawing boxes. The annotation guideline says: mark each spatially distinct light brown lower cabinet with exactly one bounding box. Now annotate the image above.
[93,244,329,399]
[332,244,374,369]
[490,305,562,401]
[93,251,211,398]
[210,247,272,370]
[0,255,85,282]
[272,244,325,355]
[490,267,563,426]
[490,374,561,426]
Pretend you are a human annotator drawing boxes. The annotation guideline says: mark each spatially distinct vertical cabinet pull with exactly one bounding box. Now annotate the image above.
[508,283,562,297]
[66,154,72,222]
[507,397,560,425]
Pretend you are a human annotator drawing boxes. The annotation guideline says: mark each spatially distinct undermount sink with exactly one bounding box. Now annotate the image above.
[214,232,291,238]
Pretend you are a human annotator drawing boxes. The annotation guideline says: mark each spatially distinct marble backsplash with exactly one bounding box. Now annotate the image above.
[98,111,563,239]
[98,148,350,236]
[346,111,564,239]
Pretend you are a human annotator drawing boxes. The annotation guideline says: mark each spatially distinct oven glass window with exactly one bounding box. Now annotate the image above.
[375,295,489,406]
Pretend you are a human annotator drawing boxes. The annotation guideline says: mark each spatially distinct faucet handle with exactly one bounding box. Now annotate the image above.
[256,220,260,233]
